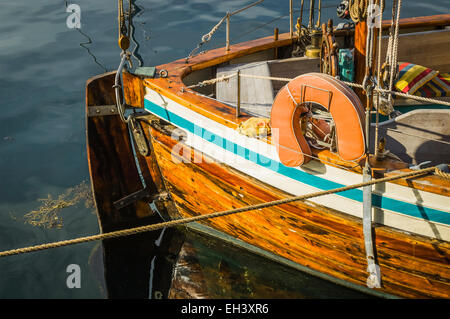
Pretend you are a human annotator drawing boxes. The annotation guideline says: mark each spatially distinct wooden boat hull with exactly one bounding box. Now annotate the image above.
[85,72,178,232]
[85,14,450,299]
[137,115,450,298]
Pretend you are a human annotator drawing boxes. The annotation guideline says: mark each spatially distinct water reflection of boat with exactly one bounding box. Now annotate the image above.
[86,1,450,298]
[96,224,375,298]
[99,224,181,299]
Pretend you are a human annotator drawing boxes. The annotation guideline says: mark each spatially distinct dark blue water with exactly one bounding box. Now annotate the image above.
[0,0,448,299]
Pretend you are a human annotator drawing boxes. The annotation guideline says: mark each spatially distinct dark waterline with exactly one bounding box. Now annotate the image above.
[0,0,448,298]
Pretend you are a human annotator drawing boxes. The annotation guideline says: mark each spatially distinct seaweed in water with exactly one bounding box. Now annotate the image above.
[20,181,94,229]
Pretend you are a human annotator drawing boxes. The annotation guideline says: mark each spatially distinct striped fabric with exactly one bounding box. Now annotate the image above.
[415,73,450,98]
[395,62,438,94]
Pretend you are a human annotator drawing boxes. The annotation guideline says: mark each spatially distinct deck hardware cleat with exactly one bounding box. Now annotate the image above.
[409,161,432,171]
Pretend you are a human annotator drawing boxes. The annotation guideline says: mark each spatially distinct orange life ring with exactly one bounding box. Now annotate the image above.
[270,73,366,167]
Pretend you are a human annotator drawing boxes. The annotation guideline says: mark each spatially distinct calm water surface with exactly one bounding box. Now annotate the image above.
[0,0,448,299]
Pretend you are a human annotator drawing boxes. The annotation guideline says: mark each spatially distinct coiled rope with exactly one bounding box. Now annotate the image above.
[349,0,369,23]
[1,165,447,258]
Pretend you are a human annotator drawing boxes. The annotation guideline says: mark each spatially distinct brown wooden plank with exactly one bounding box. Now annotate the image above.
[137,119,182,221]
[145,119,450,298]
[122,71,145,108]
[153,135,450,298]
[381,14,450,30]
[85,72,157,232]
[354,21,370,103]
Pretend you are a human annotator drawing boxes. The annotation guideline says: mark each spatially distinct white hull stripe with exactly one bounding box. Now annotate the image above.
[144,98,450,226]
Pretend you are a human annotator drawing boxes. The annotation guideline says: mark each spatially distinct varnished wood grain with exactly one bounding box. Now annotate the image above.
[143,118,450,298]
[122,71,145,108]
[381,14,450,30]
[85,72,157,232]
[89,15,450,298]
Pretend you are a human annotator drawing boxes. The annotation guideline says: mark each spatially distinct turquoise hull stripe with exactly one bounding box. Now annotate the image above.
[145,99,450,225]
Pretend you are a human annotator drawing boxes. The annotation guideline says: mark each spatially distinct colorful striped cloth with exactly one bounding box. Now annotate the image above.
[395,62,439,94]
[415,73,450,98]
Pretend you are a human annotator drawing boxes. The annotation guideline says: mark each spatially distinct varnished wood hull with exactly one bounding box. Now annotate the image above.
[85,15,450,299]
[137,115,450,299]
[86,72,162,232]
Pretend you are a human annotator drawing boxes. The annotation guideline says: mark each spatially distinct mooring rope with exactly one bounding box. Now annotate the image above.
[1,165,446,258]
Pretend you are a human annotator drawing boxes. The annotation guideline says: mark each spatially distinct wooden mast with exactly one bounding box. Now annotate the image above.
[354,21,369,102]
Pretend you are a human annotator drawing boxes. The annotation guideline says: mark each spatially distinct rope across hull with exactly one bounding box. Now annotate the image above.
[82,15,450,298]
[140,114,449,298]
